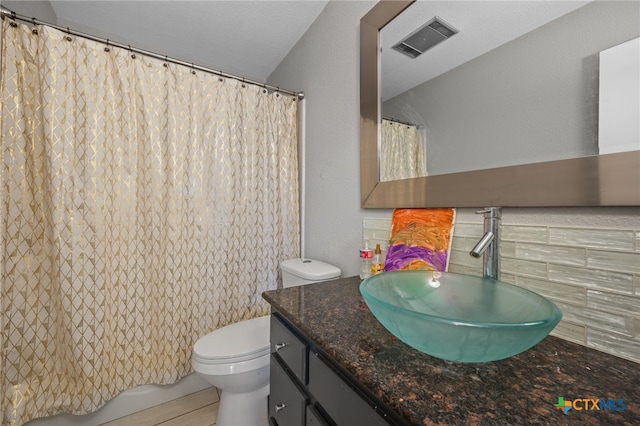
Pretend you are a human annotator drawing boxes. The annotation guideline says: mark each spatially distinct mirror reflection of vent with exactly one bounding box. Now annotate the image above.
[392,17,458,58]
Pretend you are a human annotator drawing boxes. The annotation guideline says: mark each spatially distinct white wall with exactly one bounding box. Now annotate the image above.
[599,37,640,155]
[269,1,640,278]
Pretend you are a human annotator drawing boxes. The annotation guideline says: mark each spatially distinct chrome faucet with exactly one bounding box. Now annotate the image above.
[470,207,502,280]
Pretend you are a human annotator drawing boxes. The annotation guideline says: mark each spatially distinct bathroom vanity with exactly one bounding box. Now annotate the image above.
[269,312,396,425]
[263,276,640,425]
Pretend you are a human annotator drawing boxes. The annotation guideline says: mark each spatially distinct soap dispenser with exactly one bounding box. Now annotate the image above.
[371,244,384,275]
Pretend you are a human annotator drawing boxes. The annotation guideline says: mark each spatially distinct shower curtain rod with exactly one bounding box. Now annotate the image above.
[0,6,304,99]
[382,117,421,128]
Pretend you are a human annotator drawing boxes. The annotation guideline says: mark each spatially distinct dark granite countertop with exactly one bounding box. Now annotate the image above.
[263,276,640,425]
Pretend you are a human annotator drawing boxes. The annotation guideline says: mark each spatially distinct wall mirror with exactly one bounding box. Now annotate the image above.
[360,0,640,208]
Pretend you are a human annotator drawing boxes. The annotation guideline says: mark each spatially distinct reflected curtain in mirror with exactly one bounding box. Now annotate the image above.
[380,119,426,181]
[0,20,300,424]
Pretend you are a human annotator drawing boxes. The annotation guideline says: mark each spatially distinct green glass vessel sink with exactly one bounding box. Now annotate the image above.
[360,271,562,363]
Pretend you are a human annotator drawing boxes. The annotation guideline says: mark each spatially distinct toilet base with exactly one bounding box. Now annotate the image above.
[216,383,269,426]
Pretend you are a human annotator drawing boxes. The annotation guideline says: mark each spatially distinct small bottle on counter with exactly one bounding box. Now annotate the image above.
[371,243,384,275]
[360,239,373,279]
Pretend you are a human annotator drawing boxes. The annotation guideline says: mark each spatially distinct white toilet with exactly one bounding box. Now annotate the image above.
[192,258,341,426]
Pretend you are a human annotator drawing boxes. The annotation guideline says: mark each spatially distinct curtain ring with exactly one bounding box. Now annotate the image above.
[9,12,18,27]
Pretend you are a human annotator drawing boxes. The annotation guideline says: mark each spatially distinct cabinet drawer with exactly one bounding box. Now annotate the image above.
[271,314,307,383]
[270,354,307,426]
[309,351,390,426]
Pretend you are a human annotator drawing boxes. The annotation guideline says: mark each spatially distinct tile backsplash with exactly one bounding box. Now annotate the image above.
[363,217,640,364]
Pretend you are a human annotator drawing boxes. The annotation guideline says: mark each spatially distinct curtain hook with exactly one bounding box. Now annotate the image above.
[65,27,72,42]
[31,17,38,34]
[129,45,136,59]
[191,63,196,75]
[163,55,168,68]
[241,78,246,88]
[9,11,18,27]
[104,39,110,52]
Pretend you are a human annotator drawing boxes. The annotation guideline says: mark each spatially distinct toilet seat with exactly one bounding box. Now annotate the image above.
[193,315,270,365]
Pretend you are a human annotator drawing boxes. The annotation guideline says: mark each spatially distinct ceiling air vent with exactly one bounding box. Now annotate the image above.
[392,17,458,59]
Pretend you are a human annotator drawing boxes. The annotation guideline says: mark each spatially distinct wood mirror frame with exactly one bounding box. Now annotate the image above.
[360,0,640,208]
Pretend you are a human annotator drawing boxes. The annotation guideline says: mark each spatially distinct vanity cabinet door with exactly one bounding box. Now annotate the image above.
[271,314,308,383]
[309,351,391,426]
[306,405,331,426]
[270,354,307,426]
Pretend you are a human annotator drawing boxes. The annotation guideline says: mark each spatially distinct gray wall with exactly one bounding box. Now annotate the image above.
[1,1,57,22]
[269,1,640,278]
[268,1,378,275]
[383,1,640,175]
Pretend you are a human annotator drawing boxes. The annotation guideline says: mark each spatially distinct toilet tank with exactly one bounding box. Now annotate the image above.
[280,258,341,288]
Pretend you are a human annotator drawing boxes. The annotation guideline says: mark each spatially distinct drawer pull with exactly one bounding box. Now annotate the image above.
[275,403,286,412]
[275,343,287,351]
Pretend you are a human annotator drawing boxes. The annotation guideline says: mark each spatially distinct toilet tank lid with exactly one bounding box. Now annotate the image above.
[280,258,341,280]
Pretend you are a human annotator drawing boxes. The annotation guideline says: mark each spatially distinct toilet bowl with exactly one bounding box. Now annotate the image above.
[192,315,271,426]
[191,258,340,426]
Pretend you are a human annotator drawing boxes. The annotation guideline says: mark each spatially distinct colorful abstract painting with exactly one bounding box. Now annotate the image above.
[384,208,456,272]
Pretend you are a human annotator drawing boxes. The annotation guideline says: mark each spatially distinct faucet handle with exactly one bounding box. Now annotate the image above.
[475,207,502,217]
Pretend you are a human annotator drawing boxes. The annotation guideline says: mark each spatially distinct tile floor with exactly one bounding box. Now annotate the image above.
[99,387,219,426]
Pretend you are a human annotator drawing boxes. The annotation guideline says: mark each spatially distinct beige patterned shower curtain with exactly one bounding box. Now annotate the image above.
[380,119,427,181]
[0,20,299,425]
